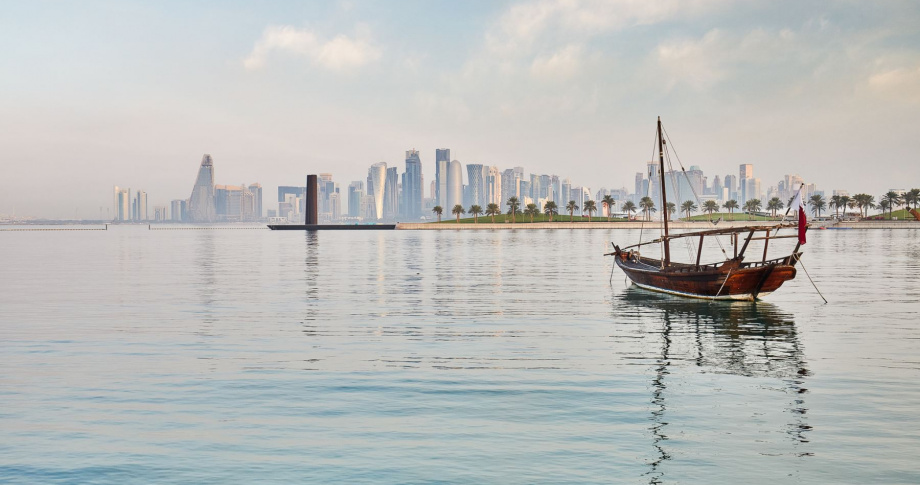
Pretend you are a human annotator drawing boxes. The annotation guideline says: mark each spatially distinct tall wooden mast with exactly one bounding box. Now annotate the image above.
[658,117,671,266]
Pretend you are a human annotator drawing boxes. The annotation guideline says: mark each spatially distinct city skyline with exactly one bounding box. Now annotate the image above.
[2,1,919,218]
[103,148,914,225]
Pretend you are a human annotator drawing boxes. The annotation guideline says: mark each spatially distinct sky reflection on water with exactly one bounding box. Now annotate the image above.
[1,227,918,484]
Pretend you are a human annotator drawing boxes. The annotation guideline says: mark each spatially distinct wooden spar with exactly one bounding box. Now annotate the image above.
[733,233,738,258]
[738,230,755,258]
[762,228,771,263]
[696,234,704,268]
[658,117,670,266]
[618,223,798,251]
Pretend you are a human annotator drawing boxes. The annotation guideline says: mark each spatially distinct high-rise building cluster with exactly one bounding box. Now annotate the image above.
[110,150,834,224]
[114,154,263,223]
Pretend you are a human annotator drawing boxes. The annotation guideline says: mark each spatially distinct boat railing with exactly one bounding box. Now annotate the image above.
[742,254,797,268]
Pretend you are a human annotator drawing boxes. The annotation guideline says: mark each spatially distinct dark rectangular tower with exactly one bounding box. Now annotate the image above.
[306,174,318,225]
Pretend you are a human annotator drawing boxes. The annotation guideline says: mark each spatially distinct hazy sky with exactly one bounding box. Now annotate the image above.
[2,0,919,218]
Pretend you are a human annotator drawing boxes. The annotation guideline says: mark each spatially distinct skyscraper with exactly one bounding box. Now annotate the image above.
[403,150,423,219]
[171,199,187,222]
[501,169,518,204]
[188,154,216,222]
[486,166,502,205]
[347,181,365,218]
[467,164,486,207]
[447,160,463,208]
[369,162,387,220]
[113,186,130,221]
[435,148,450,208]
[384,166,399,219]
[739,164,754,202]
[135,190,147,221]
[248,183,262,219]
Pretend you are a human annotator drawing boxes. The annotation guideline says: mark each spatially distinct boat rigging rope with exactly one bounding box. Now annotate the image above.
[661,124,731,261]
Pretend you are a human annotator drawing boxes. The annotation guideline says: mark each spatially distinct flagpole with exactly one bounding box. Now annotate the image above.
[780,184,804,224]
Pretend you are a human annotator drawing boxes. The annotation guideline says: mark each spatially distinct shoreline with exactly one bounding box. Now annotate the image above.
[396,221,920,230]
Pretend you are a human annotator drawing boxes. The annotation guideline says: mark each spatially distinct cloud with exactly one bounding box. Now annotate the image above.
[486,0,727,55]
[653,28,802,91]
[244,25,381,71]
[530,44,585,80]
[868,66,920,102]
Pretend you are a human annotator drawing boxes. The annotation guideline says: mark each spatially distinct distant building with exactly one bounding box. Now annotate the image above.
[403,150,423,219]
[170,199,187,222]
[384,166,399,219]
[135,190,147,221]
[113,186,130,221]
[369,162,387,220]
[501,168,519,204]
[486,166,502,205]
[739,164,754,202]
[435,148,450,208]
[347,181,365,218]
[467,164,486,207]
[248,183,262,220]
[188,155,217,222]
[447,160,463,208]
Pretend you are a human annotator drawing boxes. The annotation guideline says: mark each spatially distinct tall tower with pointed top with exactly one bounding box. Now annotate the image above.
[188,154,216,222]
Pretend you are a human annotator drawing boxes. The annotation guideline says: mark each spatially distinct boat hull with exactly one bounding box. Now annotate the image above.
[614,253,797,301]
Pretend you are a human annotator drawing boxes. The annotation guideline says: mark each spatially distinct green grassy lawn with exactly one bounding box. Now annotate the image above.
[684,212,780,222]
[863,208,918,220]
[434,213,629,224]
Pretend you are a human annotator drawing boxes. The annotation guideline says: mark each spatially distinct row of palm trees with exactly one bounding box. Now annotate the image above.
[431,188,920,223]
[432,197,611,223]
[828,189,920,219]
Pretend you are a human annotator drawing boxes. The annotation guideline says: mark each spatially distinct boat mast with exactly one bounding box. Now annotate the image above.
[658,116,671,266]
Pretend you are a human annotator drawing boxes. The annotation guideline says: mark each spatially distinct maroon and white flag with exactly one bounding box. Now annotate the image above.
[789,188,807,244]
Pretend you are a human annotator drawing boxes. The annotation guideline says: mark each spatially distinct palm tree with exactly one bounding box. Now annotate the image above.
[566,200,579,222]
[881,191,902,219]
[846,197,858,217]
[722,199,738,221]
[583,200,598,222]
[809,194,826,217]
[879,199,891,216]
[847,197,859,217]
[829,195,842,219]
[904,188,920,210]
[838,195,851,217]
[543,200,558,222]
[743,199,762,220]
[665,202,676,221]
[451,204,465,223]
[469,204,483,223]
[506,197,520,223]
[485,203,501,223]
[680,200,697,220]
[853,193,875,218]
[622,201,637,220]
[639,197,656,221]
[524,203,539,222]
[432,205,443,222]
[767,197,784,219]
[702,200,719,221]
[601,195,616,221]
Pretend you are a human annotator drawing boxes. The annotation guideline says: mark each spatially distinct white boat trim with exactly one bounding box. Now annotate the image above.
[631,281,771,301]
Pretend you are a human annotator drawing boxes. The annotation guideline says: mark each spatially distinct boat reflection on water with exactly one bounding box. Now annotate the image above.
[614,287,811,483]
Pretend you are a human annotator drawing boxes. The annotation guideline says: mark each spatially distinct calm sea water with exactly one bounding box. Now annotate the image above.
[2,225,919,484]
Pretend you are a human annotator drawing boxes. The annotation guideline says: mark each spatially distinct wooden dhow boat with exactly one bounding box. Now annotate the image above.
[606,118,808,301]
